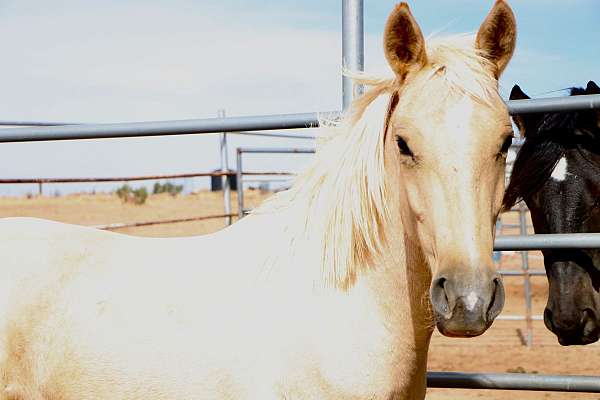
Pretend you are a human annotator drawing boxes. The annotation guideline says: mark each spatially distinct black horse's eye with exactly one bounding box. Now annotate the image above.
[396,136,414,157]
[499,135,513,155]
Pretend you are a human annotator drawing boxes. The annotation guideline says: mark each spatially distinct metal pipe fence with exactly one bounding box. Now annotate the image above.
[0,95,598,143]
[427,372,600,393]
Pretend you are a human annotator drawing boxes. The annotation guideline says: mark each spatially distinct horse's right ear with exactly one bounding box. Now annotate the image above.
[383,3,427,82]
[509,85,540,137]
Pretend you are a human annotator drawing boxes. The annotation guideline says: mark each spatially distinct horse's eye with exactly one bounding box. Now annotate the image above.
[396,136,414,157]
[499,135,513,155]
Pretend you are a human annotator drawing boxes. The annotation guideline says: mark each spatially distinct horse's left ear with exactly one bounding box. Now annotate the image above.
[586,81,600,94]
[476,0,517,79]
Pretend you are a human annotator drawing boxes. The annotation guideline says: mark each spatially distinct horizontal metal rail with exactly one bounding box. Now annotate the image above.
[496,314,543,321]
[230,131,316,140]
[93,213,237,230]
[494,234,600,250]
[0,120,79,126]
[0,112,330,143]
[509,94,600,114]
[0,171,294,184]
[427,371,600,392]
[238,147,316,154]
[0,95,599,143]
[498,269,545,276]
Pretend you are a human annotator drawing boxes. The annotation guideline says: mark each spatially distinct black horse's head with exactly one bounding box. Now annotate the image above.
[504,81,600,345]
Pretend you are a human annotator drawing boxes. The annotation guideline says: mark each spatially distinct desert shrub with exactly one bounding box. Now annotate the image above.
[115,184,148,205]
[152,181,183,196]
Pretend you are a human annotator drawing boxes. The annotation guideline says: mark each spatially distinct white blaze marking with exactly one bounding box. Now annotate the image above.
[465,291,478,311]
[551,157,568,182]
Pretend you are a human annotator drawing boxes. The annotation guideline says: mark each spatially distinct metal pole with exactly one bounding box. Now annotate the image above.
[342,0,364,109]
[519,202,533,348]
[427,371,600,392]
[494,233,600,250]
[218,109,232,226]
[236,149,244,219]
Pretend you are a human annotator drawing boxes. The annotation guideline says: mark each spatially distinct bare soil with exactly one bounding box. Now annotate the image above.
[1,192,599,400]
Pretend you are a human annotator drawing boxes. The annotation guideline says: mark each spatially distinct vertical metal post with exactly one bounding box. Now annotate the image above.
[236,149,244,219]
[519,202,533,348]
[218,109,232,225]
[38,182,43,196]
[342,0,364,110]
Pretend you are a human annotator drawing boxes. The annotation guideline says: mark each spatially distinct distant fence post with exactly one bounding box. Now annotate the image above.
[519,202,533,348]
[218,109,232,226]
[236,149,244,219]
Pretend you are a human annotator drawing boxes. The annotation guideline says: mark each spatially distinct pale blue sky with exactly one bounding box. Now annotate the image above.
[0,0,598,196]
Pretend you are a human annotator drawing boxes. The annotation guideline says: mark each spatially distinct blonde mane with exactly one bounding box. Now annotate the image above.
[253,35,500,289]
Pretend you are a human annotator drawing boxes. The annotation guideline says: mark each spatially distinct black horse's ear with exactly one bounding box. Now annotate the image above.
[586,81,600,94]
[509,85,541,137]
[587,81,600,128]
[509,84,530,100]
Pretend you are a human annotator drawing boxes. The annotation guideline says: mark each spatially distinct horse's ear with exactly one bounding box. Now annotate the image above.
[509,85,540,137]
[476,0,517,79]
[509,84,529,100]
[383,3,427,82]
[586,81,600,94]
[586,81,600,128]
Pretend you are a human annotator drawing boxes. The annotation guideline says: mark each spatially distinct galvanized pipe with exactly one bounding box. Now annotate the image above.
[238,147,316,154]
[498,269,545,276]
[236,149,244,219]
[342,0,364,109]
[518,203,533,347]
[0,112,331,143]
[496,315,543,321]
[0,95,598,142]
[494,233,600,250]
[427,372,600,392]
[509,94,600,114]
[218,110,232,226]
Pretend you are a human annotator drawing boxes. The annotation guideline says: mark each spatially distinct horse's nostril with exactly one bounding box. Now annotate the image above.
[430,277,451,317]
[486,277,504,321]
[544,308,554,330]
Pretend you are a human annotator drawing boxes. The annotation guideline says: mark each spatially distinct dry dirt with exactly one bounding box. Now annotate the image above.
[1,192,599,400]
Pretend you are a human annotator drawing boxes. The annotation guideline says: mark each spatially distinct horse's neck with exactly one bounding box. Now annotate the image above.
[361,211,434,341]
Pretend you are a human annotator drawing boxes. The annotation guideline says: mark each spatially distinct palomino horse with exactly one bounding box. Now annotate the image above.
[504,82,600,346]
[0,2,516,399]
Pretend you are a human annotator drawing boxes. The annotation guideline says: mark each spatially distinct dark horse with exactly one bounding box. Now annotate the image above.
[504,81,600,345]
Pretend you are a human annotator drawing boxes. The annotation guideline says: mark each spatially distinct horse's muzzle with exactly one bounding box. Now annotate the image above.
[544,308,600,346]
[430,272,504,337]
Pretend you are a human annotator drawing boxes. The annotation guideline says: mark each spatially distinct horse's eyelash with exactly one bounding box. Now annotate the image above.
[396,136,414,157]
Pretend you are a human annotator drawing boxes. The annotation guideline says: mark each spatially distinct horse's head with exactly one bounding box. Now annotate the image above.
[382,1,516,337]
[505,81,600,345]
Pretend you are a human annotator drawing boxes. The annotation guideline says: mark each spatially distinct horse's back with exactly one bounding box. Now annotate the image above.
[0,217,244,399]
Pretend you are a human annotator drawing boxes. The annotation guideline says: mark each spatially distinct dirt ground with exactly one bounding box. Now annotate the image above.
[1,191,599,400]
